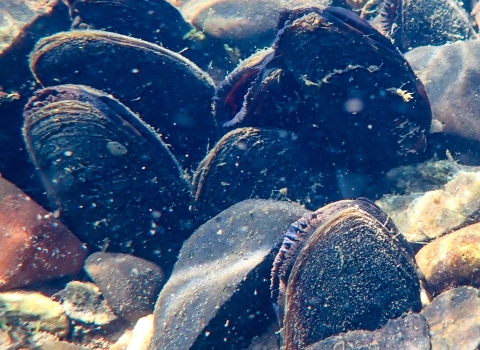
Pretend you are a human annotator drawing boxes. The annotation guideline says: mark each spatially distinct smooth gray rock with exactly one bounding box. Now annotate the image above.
[422,286,480,350]
[405,40,480,164]
[150,199,307,350]
[85,252,164,323]
[306,314,430,350]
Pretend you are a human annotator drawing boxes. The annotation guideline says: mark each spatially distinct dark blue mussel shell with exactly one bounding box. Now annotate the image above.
[216,7,432,176]
[23,85,193,272]
[271,198,421,349]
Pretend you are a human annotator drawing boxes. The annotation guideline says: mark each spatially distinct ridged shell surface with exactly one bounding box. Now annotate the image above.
[272,198,421,349]
[29,30,217,168]
[23,84,193,270]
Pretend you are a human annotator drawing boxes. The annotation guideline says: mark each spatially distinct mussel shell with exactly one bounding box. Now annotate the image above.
[376,0,476,51]
[273,8,431,174]
[272,198,421,349]
[23,84,193,270]
[66,0,192,51]
[215,48,306,131]
[192,127,338,221]
[29,30,217,168]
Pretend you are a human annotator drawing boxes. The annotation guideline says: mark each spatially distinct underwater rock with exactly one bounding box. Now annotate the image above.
[126,314,154,350]
[370,159,462,196]
[0,291,69,338]
[172,0,331,43]
[34,339,91,350]
[405,40,480,164]
[421,287,480,349]
[0,176,87,291]
[306,313,430,350]
[151,199,307,350]
[377,170,480,243]
[0,0,70,72]
[29,30,217,168]
[272,198,421,349]
[23,84,193,271]
[416,222,480,295]
[192,127,337,221]
[85,252,164,323]
[55,281,118,327]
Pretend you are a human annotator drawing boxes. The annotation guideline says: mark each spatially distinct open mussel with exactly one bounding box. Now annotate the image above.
[23,84,193,271]
[216,7,432,176]
[29,30,217,168]
[271,198,421,349]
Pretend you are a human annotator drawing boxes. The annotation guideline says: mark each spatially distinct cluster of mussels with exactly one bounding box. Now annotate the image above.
[3,0,477,348]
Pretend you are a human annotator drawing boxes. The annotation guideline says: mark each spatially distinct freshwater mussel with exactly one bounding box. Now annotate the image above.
[29,29,217,169]
[368,0,476,51]
[23,84,193,270]
[215,7,432,177]
[271,198,422,349]
[192,127,338,221]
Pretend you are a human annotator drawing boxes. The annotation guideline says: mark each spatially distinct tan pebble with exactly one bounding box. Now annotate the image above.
[380,171,480,242]
[0,177,87,290]
[0,291,69,338]
[127,314,154,350]
[109,329,132,350]
[416,222,480,294]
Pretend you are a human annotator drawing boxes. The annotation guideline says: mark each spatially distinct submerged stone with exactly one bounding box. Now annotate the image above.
[416,222,480,295]
[377,170,480,242]
[151,199,307,350]
[421,287,480,349]
[0,291,69,338]
[306,314,430,350]
[85,252,164,323]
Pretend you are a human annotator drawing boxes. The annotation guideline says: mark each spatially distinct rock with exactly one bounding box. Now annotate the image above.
[0,0,67,55]
[0,291,69,338]
[245,322,279,350]
[33,339,91,350]
[405,41,480,164]
[370,159,462,196]
[85,252,164,323]
[306,314,430,350]
[0,176,87,290]
[150,199,307,350]
[0,329,14,349]
[109,329,133,350]
[55,281,118,326]
[174,0,331,44]
[421,287,480,349]
[416,222,480,295]
[376,170,480,242]
[126,314,154,350]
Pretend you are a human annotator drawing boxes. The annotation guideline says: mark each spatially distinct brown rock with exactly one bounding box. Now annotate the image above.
[0,176,87,290]
[421,287,480,349]
[416,222,480,294]
[377,170,480,243]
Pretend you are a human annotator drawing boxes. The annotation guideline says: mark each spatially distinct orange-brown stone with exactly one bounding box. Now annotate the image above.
[0,176,87,290]
[416,222,480,295]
